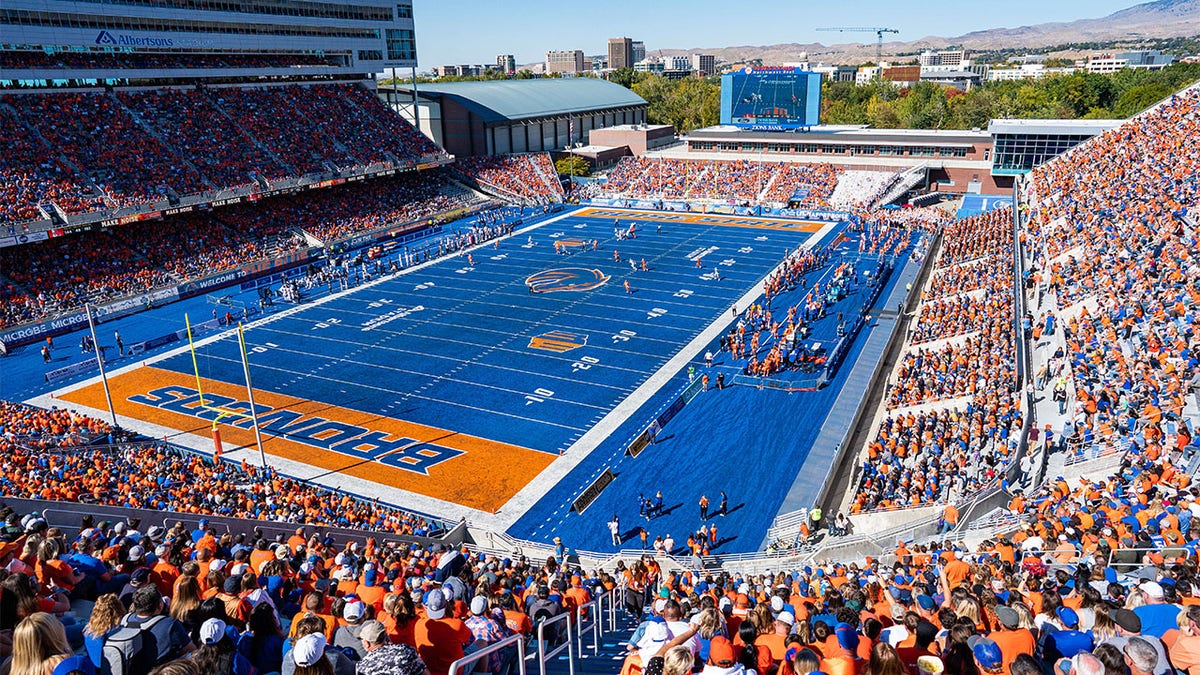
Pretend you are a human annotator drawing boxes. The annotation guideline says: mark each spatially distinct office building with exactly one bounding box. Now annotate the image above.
[919,49,966,67]
[1,0,419,81]
[608,37,633,70]
[812,65,857,82]
[664,55,691,72]
[691,54,716,76]
[1118,50,1175,69]
[633,58,664,74]
[546,49,586,74]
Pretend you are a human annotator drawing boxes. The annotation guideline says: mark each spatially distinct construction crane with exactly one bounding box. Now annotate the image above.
[816,27,900,62]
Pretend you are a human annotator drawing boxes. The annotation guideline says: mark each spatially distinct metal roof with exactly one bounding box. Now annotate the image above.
[988,118,1125,136]
[386,78,646,124]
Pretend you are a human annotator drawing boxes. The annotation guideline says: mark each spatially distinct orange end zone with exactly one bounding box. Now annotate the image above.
[575,207,827,232]
[58,366,554,513]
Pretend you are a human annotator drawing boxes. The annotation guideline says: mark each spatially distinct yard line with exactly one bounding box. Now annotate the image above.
[392,391,588,432]
[348,289,726,325]
[279,294,714,330]
[238,337,638,392]
[191,350,613,414]
[247,319,686,367]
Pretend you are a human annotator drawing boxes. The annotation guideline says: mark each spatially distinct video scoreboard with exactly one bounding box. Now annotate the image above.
[720,66,822,131]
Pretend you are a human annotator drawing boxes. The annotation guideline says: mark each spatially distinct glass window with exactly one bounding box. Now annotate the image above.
[0,8,383,39]
[384,28,415,61]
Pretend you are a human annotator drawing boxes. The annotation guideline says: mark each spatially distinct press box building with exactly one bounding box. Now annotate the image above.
[1,0,419,82]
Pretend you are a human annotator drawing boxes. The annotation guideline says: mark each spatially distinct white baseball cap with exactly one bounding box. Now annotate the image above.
[1141,581,1165,599]
[200,618,226,645]
[293,633,326,667]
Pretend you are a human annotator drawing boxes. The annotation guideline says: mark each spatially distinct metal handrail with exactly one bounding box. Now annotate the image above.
[605,588,618,634]
[575,597,600,657]
[535,611,575,675]
[448,632,527,675]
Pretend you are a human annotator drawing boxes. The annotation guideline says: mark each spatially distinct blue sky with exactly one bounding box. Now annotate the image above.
[413,0,1140,67]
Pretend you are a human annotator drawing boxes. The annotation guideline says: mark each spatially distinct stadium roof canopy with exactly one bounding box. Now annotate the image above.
[987,118,1125,137]
[389,78,646,124]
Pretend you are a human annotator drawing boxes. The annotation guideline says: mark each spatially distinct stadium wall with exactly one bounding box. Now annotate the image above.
[0,497,466,550]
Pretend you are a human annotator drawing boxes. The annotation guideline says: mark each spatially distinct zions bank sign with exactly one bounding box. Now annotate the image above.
[95,30,216,48]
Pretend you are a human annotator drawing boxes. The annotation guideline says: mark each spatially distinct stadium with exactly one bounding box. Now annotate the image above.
[0,1,1197,675]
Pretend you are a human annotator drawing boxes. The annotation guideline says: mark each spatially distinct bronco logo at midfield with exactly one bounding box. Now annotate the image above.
[525,268,610,294]
[528,330,588,353]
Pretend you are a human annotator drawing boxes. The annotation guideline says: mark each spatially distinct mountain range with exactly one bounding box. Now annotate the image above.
[650,0,1200,65]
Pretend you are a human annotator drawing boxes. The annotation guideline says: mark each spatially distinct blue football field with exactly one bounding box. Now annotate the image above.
[35,206,915,553]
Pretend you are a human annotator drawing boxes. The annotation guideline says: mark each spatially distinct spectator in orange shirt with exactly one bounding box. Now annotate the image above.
[414,590,475,675]
[990,606,1035,675]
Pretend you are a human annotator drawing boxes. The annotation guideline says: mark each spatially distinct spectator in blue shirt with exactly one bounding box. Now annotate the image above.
[1134,582,1183,639]
[1039,608,1093,670]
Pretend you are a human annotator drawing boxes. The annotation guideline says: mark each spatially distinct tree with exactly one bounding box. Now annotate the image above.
[555,155,590,177]
[1113,83,1173,117]
[609,67,637,89]
[632,75,675,127]
[896,82,948,129]
[633,76,720,133]
[666,77,719,133]
[514,69,534,80]
[822,98,868,125]
[866,95,901,128]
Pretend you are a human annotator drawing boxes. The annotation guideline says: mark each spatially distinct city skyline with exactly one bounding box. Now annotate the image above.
[414,0,1142,67]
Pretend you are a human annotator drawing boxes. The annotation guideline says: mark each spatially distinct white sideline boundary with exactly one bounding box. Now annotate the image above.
[29,209,837,533]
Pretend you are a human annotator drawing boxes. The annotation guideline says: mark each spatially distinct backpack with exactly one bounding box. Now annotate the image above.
[102,614,166,675]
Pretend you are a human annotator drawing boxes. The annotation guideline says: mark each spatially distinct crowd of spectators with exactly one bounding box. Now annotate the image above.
[456,154,565,204]
[0,230,176,327]
[118,88,291,187]
[1,412,1195,675]
[828,170,900,210]
[113,213,301,281]
[859,207,951,235]
[622,456,1200,675]
[7,91,206,211]
[0,403,445,537]
[322,84,444,164]
[0,170,479,329]
[908,296,1002,347]
[211,84,444,177]
[1,416,1200,675]
[885,329,1014,409]
[258,172,482,244]
[0,107,98,222]
[213,86,359,175]
[210,206,309,260]
[0,399,628,675]
[750,162,841,208]
[852,208,1022,513]
[1023,86,1199,464]
[0,401,112,450]
[1,83,445,226]
[600,158,842,209]
[1,79,1198,675]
